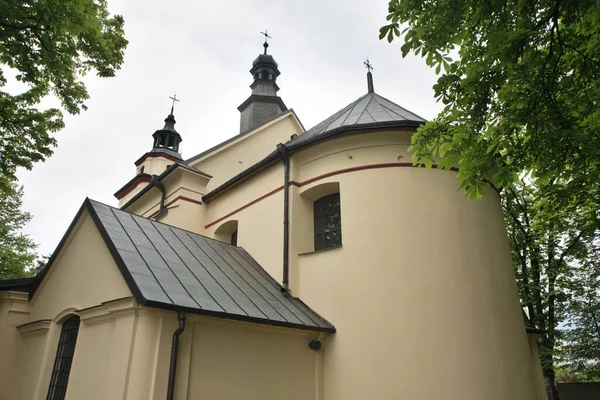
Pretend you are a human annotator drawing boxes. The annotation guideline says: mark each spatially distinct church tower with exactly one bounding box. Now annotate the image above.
[114,97,183,206]
[237,32,287,133]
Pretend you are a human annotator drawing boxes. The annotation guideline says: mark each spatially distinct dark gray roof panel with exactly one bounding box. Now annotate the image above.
[289,92,426,148]
[86,199,335,333]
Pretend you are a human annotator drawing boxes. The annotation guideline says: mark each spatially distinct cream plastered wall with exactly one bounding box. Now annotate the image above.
[29,210,131,321]
[123,169,208,234]
[137,154,176,177]
[289,130,542,399]
[118,155,177,207]
[204,163,284,282]
[6,210,137,400]
[190,112,301,192]
[0,292,30,400]
[170,315,322,400]
[528,333,549,400]
[117,180,150,208]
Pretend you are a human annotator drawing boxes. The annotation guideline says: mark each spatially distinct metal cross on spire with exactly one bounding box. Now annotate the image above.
[364,59,374,73]
[260,30,272,54]
[169,93,179,115]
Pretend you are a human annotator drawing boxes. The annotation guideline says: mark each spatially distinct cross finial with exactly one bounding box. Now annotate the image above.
[364,59,373,73]
[169,93,179,115]
[260,30,272,54]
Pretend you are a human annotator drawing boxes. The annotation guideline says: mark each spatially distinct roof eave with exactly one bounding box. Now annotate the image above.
[202,120,424,202]
[143,300,336,333]
[121,162,211,210]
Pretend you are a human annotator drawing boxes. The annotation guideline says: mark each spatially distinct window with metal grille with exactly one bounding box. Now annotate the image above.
[46,315,80,400]
[314,193,342,251]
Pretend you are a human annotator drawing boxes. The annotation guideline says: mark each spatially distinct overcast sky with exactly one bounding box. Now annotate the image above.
[15,0,443,257]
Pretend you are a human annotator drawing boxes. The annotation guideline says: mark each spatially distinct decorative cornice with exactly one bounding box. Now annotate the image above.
[0,291,30,302]
[78,297,138,326]
[237,95,287,113]
[134,151,181,167]
[114,173,152,200]
[18,319,51,337]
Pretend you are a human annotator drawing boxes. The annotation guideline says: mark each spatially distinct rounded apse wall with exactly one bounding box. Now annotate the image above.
[293,131,541,400]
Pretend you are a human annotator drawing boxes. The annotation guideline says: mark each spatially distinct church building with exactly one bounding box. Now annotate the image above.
[0,38,548,400]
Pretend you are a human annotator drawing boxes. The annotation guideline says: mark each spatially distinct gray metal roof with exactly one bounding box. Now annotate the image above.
[86,199,334,333]
[288,91,426,148]
[202,91,426,202]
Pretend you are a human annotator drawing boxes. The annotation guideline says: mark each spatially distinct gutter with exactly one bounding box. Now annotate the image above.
[276,143,290,292]
[166,311,186,400]
[202,120,423,202]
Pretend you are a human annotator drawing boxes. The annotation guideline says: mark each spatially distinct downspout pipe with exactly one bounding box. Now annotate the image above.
[151,174,167,215]
[166,311,186,400]
[276,143,290,292]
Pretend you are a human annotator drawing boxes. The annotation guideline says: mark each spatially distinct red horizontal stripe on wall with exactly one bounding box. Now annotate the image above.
[204,186,284,229]
[204,163,462,229]
[148,196,203,219]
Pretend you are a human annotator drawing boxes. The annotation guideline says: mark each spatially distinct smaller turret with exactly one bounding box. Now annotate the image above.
[114,96,184,206]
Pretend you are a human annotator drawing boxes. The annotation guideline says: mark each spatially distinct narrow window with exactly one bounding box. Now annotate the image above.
[231,230,238,246]
[46,315,81,400]
[314,193,342,251]
[139,166,145,174]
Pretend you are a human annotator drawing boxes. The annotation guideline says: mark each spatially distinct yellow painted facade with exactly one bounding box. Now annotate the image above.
[0,59,547,399]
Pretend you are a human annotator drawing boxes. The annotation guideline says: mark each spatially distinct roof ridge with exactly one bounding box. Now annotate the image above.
[337,93,369,129]
[355,93,376,123]
[372,93,400,121]
[373,92,427,122]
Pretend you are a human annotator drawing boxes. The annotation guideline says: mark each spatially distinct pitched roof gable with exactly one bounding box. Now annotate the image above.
[33,199,334,333]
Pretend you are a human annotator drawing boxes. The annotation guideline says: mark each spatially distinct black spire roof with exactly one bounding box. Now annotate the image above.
[150,112,182,160]
[237,33,287,133]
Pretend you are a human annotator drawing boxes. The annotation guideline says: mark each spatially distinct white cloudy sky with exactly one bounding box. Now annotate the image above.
[15,0,443,256]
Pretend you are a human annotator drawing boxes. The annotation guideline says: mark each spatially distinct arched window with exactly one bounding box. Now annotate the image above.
[314,193,342,251]
[46,315,81,400]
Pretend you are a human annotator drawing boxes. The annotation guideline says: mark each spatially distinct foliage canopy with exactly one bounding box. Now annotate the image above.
[381,0,600,210]
[0,182,36,279]
[0,0,128,187]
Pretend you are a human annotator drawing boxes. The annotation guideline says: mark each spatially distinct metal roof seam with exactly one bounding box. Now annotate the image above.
[201,238,288,322]
[106,206,177,305]
[215,242,312,324]
[131,212,203,309]
[355,95,375,123]
[231,247,325,327]
[168,228,250,317]
[337,94,367,130]
[148,219,222,311]
[184,233,268,319]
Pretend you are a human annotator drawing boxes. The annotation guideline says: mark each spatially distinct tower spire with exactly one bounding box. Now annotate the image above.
[237,32,287,133]
[169,93,179,115]
[364,59,374,93]
[260,30,272,55]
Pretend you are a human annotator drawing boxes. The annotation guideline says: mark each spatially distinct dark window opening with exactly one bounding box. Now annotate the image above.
[46,315,81,400]
[314,193,342,251]
[167,135,175,149]
[231,230,238,246]
[139,166,145,174]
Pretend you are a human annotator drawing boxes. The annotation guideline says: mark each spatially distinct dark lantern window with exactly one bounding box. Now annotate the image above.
[314,193,342,251]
